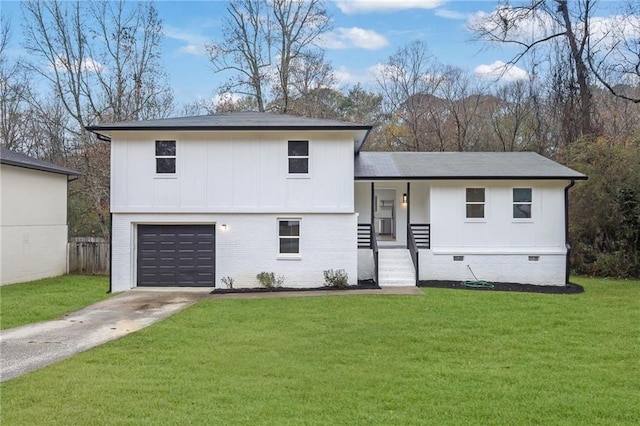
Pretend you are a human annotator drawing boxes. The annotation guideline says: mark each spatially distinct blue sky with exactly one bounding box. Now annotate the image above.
[1,0,629,108]
[157,0,527,105]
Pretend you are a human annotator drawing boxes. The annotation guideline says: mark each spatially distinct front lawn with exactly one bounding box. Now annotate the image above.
[1,277,638,424]
[0,275,110,329]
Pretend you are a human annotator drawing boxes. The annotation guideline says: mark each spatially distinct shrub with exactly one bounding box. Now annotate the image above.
[220,276,234,289]
[323,269,349,288]
[256,272,284,289]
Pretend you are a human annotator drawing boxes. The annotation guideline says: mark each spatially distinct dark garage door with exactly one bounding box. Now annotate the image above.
[137,224,215,287]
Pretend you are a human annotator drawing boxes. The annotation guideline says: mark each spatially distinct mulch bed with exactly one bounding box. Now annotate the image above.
[419,280,584,294]
[211,281,380,294]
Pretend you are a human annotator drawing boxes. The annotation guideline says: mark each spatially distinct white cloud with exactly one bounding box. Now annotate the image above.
[52,56,104,73]
[474,61,528,82]
[334,65,380,86]
[467,7,555,44]
[165,25,208,56]
[468,6,640,47]
[319,27,389,50]
[434,8,466,20]
[336,0,446,14]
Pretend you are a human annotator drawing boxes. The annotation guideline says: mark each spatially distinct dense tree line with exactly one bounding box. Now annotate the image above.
[1,0,639,277]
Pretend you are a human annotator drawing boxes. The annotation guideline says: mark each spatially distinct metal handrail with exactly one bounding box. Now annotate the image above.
[407,223,419,286]
[371,226,379,284]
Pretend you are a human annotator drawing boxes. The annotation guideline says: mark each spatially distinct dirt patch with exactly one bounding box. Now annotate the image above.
[211,282,380,295]
[419,280,584,294]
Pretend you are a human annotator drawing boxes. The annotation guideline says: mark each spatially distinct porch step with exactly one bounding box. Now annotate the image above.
[378,248,416,287]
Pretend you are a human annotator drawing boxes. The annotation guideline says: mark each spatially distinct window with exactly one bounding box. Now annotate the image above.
[278,219,300,254]
[156,140,176,174]
[466,188,485,219]
[288,140,308,174]
[513,188,532,219]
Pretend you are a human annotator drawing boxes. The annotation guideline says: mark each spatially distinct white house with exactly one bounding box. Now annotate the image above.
[87,112,586,292]
[0,147,79,285]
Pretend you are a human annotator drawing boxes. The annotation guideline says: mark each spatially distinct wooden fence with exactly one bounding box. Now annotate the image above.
[68,237,110,275]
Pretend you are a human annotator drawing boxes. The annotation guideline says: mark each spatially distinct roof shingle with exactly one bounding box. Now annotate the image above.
[0,147,80,177]
[355,152,586,180]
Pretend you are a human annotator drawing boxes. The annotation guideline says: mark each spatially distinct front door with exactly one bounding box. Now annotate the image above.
[374,188,396,240]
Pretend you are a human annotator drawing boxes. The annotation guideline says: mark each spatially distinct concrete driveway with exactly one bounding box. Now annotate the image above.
[0,288,210,382]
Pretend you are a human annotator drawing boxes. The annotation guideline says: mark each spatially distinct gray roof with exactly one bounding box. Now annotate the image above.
[0,147,80,178]
[355,152,586,180]
[86,112,372,151]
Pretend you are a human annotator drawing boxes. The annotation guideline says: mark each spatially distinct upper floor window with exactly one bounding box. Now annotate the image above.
[156,140,176,174]
[279,219,300,255]
[513,188,532,219]
[288,140,308,175]
[466,188,485,219]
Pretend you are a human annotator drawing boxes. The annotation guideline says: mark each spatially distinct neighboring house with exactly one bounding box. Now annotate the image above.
[87,112,586,292]
[0,147,79,285]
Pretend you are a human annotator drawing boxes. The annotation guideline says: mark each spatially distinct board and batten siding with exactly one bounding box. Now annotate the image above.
[110,131,354,213]
[420,180,569,285]
[1,165,68,285]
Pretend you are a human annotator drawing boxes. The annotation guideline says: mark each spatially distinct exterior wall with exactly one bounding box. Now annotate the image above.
[354,180,430,245]
[111,130,354,214]
[421,180,569,286]
[357,248,374,281]
[409,181,430,224]
[419,251,566,286]
[354,182,372,224]
[112,212,358,292]
[1,165,68,285]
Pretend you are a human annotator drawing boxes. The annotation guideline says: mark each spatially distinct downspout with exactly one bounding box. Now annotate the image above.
[108,213,113,293]
[564,180,576,285]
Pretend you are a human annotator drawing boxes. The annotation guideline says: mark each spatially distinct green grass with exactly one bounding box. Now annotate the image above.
[0,275,110,329]
[1,277,639,425]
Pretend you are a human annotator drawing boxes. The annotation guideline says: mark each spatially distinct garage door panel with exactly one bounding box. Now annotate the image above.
[137,224,215,287]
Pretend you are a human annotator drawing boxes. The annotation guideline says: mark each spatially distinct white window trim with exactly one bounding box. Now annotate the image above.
[154,140,178,178]
[277,217,302,259]
[513,187,533,222]
[286,140,310,179]
[465,187,486,222]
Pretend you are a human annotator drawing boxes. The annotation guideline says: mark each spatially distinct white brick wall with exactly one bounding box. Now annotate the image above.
[357,249,374,280]
[419,250,566,286]
[111,213,358,292]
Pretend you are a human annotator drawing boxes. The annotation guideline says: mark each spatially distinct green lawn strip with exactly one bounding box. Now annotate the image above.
[1,278,638,425]
[0,275,110,329]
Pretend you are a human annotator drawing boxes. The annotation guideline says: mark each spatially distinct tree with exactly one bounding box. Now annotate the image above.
[0,16,29,151]
[437,66,488,151]
[471,0,596,137]
[270,0,331,113]
[377,40,446,151]
[587,0,640,103]
[206,0,331,113]
[20,0,173,237]
[567,137,640,277]
[488,80,536,152]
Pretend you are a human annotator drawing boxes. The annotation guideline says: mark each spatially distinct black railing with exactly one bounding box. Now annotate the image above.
[410,223,430,249]
[407,223,419,286]
[358,223,379,284]
[372,228,379,284]
[357,223,372,248]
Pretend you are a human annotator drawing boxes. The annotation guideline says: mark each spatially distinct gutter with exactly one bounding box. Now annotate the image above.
[564,179,576,285]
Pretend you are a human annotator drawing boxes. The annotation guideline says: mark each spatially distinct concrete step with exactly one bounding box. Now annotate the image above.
[378,249,416,287]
